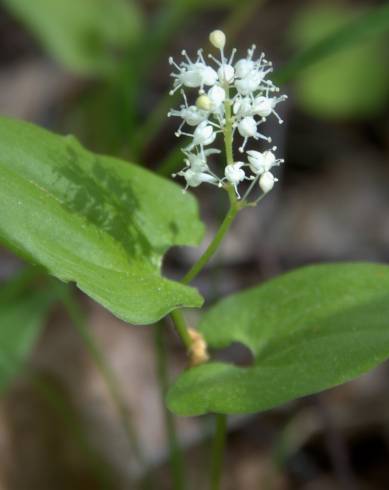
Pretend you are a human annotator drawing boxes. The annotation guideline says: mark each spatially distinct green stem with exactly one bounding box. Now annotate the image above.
[210,414,228,490]
[170,80,240,345]
[154,324,186,490]
[62,290,148,481]
[223,88,234,166]
[182,193,239,285]
[182,83,238,286]
[170,309,193,349]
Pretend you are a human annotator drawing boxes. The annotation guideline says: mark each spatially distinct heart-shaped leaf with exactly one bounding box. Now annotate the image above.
[168,263,389,415]
[0,117,204,325]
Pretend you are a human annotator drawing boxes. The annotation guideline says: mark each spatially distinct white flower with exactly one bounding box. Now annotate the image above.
[184,149,220,172]
[198,65,219,92]
[208,85,226,111]
[224,162,247,198]
[237,116,257,138]
[168,91,208,134]
[218,64,235,84]
[233,96,252,118]
[247,149,283,175]
[183,121,216,151]
[169,51,217,95]
[168,30,286,200]
[237,116,271,152]
[174,168,218,191]
[168,105,207,132]
[259,171,278,193]
[234,58,255,79]
[234,45,267,77]
[235,71,265,96]
[193,121,216,146]
[252,95,287,124]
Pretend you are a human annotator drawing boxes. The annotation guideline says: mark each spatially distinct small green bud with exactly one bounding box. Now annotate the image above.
[196,95,212,111]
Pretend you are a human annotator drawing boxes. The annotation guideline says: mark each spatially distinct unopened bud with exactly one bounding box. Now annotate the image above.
[196,95,212,111]
[188,328,209,367]
[259,171,277,193]
[209,30,226,50]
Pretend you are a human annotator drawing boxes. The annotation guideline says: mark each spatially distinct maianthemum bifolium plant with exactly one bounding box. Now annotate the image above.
[1,25,389,490]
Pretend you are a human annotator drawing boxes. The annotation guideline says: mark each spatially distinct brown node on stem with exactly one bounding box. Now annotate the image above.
[188,327,209,367]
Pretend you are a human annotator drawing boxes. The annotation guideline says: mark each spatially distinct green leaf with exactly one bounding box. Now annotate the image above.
[0,117,204,325]
[279,4,389,118]
[276,3,389,83]
[0,288,54,392]
[1,0,143,75]
[168,263,389,415]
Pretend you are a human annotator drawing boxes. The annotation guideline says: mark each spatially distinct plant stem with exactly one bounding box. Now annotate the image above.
[210,414,228,490]
[62,290,148,482]
[223,89,234,166]
[181,84,239,286]
[154,324,186,490]
[182,192,239,285]
[169,82,240,344]
[170,309,193,349]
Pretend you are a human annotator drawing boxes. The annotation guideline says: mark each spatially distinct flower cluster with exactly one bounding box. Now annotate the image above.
[168,30,286,200]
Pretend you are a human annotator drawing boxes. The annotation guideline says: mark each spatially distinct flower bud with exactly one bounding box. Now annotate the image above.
[259,171,277,193]
[209,30,226,50]
[238,117,257,138]
[196,95,212,111]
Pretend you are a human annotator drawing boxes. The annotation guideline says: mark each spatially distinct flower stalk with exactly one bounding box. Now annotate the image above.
[166,28,287,490]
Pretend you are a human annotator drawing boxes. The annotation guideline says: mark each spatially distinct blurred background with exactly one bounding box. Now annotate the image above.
[0,0,389,488]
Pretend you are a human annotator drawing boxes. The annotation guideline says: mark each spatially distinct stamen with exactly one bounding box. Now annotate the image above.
[169,84,182,96]
[181,89,189,108]
[207,54,221,66]
[181,50,193,65]
[239,137,249,153]
[272,110,284,124]
[197,49,206,64]
[169,57,181,71]
[228,48,237,65]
